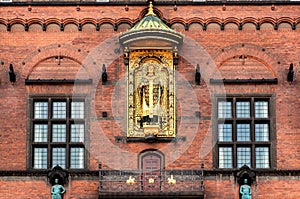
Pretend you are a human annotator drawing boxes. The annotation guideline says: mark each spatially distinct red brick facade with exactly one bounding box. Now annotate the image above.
[0,1,299,198]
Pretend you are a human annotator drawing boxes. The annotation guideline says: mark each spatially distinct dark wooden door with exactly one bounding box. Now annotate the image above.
[142,154,161,192]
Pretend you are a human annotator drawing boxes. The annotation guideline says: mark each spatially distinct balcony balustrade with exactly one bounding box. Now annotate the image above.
[99,166,205,198]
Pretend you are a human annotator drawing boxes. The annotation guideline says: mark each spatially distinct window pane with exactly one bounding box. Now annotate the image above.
[34,124,48,142]
[71,102,85,119]
[52,147,66,169]
[71,124,84,142]
[70,147,84,169]
[33,148,47,169]
[52,124,66,142]
[34,102,48,119]
[256,147,269,168]
[219,147,232,168]
[237,124,251,141]
[52,102,66,119]
[218,123,232,141]
[255,101,268,118]
[255,123,269,141]
[237,147,251,168]
[236,101,250,118]
[218,101,232,118]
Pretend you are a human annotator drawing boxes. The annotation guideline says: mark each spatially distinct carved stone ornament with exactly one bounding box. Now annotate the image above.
[236,165,256,186]
[127,50,176,139]
[48,165,68,186]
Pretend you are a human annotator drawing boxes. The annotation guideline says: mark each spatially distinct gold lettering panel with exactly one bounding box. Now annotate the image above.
[127,50,176,138]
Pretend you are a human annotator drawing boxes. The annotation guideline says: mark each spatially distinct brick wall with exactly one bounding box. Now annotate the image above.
[0,3,299,199]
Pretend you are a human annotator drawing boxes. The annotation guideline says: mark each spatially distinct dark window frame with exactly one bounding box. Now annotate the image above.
[27,95,90,170]
[213,94,276,169]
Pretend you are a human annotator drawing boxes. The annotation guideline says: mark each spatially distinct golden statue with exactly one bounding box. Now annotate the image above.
[127,50,175,138]
[136,63,168,128]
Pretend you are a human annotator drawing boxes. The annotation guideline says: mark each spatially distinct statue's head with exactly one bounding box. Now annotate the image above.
[55,178,59,184]
[244,179,248,184]
[147,64,155,75]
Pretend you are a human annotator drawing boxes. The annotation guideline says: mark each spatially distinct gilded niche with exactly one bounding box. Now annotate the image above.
[127,50,176,138]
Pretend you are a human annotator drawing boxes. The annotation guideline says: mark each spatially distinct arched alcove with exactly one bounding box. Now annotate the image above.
[138,149,165,170]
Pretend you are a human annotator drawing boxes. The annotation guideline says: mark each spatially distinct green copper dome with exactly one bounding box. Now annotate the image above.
[119,1,183,50]
[128,2,175,33]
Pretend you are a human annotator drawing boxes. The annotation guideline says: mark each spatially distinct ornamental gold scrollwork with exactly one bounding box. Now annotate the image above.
[127,50,176,138]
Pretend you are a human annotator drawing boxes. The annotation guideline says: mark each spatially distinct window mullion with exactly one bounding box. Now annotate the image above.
[48,143,51,169]
[48,98,52,169]
[232,97,237,168]
[66,98,70,169]
[48,98,52,120]
[251,97,254,118]
[251,97,255,168]
[232,119,237,143]
[233,142,237,168]
[232,98,236,119]
[66,143,70,169]
[252,143,255,169]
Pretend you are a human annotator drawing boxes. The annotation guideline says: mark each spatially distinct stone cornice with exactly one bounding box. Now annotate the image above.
[0,170,98,177]
[0,17,299,32]
[0,1,300,6]
[1,169,300,177]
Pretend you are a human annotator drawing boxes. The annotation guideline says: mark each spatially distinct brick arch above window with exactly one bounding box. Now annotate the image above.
[213,45,277,79]
[217,55,275,79]
[22,45,90,79]
[28,56,90,80]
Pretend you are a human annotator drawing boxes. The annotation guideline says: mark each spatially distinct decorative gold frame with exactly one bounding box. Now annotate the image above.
[127,50,176,138]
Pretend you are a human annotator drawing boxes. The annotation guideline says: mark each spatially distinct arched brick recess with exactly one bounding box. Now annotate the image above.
[22,45,89,79]
[213,44,277,78]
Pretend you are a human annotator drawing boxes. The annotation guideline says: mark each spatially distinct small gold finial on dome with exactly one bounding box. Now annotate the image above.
[146,1,156,16]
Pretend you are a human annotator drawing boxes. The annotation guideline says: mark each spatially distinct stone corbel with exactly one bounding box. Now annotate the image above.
[48,165,68,186]
[236,165,256,186]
